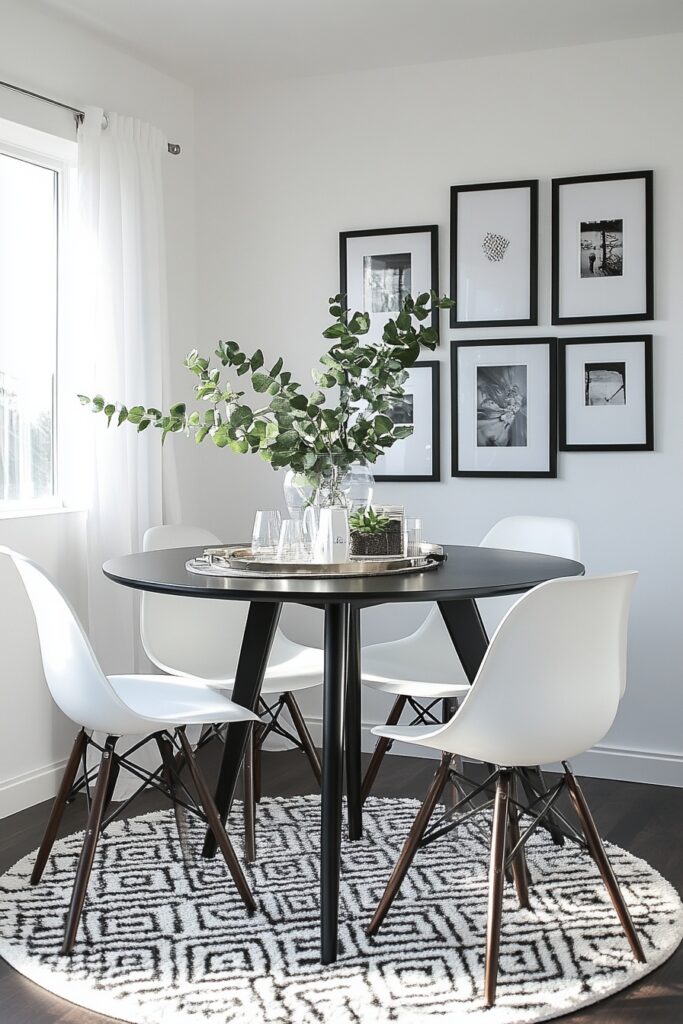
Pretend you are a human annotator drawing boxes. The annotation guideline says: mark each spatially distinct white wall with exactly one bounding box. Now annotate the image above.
[191,33,683,786]
[0,0,196,817]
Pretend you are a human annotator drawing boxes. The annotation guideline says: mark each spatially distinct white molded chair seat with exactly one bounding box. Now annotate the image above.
[142,525,323,694]
[108,674,258,733]
[362,516,580,701]
[373,572,633,769]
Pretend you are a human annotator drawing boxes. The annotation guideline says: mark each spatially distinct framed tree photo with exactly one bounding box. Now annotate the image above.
[340,225,440,345]
[451,338,556,478]
[374,361,440,482]
[559,335,653,451]
[552,171,654,324]
[450,180,538,328]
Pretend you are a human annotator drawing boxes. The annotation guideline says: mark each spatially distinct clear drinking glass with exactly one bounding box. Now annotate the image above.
[252,510,282,560]
[404,517,423,558]
[277,519,311,563]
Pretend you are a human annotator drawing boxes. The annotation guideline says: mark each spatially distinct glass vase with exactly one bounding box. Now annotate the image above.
[282,456,374,519]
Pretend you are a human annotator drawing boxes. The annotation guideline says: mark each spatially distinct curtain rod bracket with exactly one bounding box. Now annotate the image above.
[1,79,181,155]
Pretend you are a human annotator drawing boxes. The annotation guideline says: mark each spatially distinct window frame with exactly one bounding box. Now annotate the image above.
[0,117,77,514]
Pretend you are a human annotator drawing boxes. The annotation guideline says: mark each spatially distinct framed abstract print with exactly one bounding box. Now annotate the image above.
[374,361,440,482]
[451,338,556,478]
[559,335,653,451]
[339,225,439,345]
[552,171,654,324]
[450,180,538,328]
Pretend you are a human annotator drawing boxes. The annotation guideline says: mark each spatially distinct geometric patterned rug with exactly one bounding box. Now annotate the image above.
[0,795,681,1024]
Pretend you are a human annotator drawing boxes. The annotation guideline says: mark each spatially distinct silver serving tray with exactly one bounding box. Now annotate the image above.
[186,543,445,580]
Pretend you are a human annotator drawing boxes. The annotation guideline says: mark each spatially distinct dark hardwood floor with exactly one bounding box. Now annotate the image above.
[1,744,682,1023]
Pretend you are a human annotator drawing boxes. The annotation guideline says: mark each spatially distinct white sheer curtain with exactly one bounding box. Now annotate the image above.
[76,107,170,794]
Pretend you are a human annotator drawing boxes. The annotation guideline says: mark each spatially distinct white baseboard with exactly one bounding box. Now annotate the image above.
[305,717,683,790]
[0,759,67,820]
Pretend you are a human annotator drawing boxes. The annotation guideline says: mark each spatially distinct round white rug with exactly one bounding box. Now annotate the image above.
[0,795,681,1024]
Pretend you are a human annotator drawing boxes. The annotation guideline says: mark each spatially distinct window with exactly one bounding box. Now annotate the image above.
[0,121,74,511]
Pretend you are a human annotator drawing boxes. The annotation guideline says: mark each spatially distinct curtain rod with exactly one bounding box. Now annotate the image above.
[0,79,181,155]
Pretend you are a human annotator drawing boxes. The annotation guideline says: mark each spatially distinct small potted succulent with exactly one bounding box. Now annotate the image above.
[349,506,404,559]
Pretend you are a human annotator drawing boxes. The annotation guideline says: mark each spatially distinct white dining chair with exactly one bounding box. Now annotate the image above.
[360,516,581,801]
[141,525,324,861]
[367,571,644,1007]
[1,546,258,954]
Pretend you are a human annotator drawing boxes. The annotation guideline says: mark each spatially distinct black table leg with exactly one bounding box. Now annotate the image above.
[345,605,363,841]
[203,601,282,859]
[437,598,489,681]
[321,602,349,965]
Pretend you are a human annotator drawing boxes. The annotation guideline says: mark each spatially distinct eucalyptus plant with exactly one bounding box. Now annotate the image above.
[78,291,453,477]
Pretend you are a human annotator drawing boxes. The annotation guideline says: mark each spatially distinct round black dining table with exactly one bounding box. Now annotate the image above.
[103,543,585,964]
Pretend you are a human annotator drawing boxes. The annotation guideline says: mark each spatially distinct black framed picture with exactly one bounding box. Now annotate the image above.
[450,180,538,328]
[559,335,653,451]
[374,361,440,482]
[340,225,440,344]
[552,171,654,325]
[451,338,556,478]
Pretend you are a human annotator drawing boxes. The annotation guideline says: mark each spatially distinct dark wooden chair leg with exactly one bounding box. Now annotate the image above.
[32,729,88,886]
[283,691,322,785]
[62,736,117,954]
[178,730,256,914]
[360,694,408,804]
[367,753,452,936]
[156,734,191,857]
[243,725,257,863]
[507,776,530,908]
[442,698,459,810]
[253,725,263,803]
[484,770,511,1008]
[564,765,645,963]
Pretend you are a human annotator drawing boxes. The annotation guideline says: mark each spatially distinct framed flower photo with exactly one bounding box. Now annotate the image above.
[552,171,654,324]
[558,335,653,451]
[374,361,440,482]
[450,180,538,328]
[451,338,557,478]
[340,225,440,345]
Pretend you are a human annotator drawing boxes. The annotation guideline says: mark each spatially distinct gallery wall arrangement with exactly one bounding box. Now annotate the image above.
[341,168,655,483]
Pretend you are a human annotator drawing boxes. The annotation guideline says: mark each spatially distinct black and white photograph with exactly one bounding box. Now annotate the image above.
[584,362,626,405]
[580,219,623,278]
[559,336,653,451]
[476,365,527,447]
[374,361,440,481]
[451,338,556,477]
[340,225,439,344]
[450,180,538,328]
[385,392,414,425]
[362,252,411,313]
[552,171,653,324]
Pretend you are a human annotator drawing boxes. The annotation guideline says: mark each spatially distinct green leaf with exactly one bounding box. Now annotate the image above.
[251,372,272,393]
[322,323,348,339]
[393,425,413,439]
[329,304,343,317]
[92,395,105,412]
[137,418,151,432]
[104,404,115,425]
[230,405,253,427]
[308,390,325,406]
[228,437,249,454]
[289,394,309,410]
[250,349,264,371]
[77,394,90,405]
[374,414,393,435]
[212,424,230,448]
[169,403,186,417]
[127,405,145,424]
[269,357,283,378]
[117,406,128,426]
